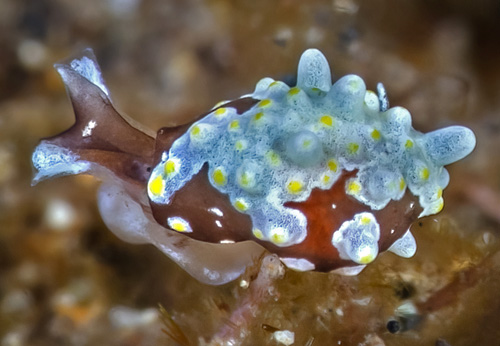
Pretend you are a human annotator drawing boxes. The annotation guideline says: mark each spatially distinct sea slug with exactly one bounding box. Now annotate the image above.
[32,48,476,283]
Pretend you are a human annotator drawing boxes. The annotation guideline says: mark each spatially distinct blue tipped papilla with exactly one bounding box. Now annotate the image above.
[422,126,476,166]
[297,48,332,95]
[328,74,366,121]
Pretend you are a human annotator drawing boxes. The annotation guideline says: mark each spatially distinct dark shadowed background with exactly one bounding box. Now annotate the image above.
[1,0,500,345]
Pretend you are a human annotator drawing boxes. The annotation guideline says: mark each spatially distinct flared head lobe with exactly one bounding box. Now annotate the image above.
[31,49,155,188]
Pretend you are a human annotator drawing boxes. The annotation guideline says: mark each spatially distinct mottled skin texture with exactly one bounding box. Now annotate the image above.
[39,55,422,273]
[151,164,421,272]
[283,172,421,271]
[150,164,253,242]
[150,97,258,242]
[150,97,422,271]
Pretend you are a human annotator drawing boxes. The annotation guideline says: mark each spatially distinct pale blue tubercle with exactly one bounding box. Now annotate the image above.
[332,212,380,264]
[148,48,476,249]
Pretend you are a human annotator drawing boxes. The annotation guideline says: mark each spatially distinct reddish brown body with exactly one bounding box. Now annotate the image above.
[32,48,474,278]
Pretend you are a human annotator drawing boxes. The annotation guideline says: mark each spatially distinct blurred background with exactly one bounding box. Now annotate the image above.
[1,0,500,345]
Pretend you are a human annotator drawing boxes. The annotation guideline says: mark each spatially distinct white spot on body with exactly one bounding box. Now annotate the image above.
[220,239,235,244]
[209,207,224,217]
[82,120,97,137]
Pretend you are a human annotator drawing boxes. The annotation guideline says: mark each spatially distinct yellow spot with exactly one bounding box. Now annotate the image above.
[229,120,240,130]
[171,221,187,232]
[214,107,227,117]
[236,170,257,191]
[234,199,249,212]
[266,150,281,166]
[322,174,331,184]
[360,216,371,225]
[253,228,264,240]
[149,175,164,196]
[327,159,338,172]
[320,115,334,127]
[405,139,414,149]
[238,172,251,187]
[347,143,359,154]
[258,99,272,108]
[347,180,361,195]
[269,81,279,88]
[270,229,288,244]
[167,217,193,233]
[213,168,227,186]
[271,234,285,244]
[399,178,406,191]
[310,87,325,96]
[235,140,247,151]
[348,79,360,91]
[420,167,430,180]
[253,112,264,121]
[191,125,200,136]
[287,180,304,194]
[288,87,300,96]
[164,160,176,175]
[359,254,375,264]
[437,188,443,199]
[436,199,444,213]
[302,139,312,148]
[371,129,381,141]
